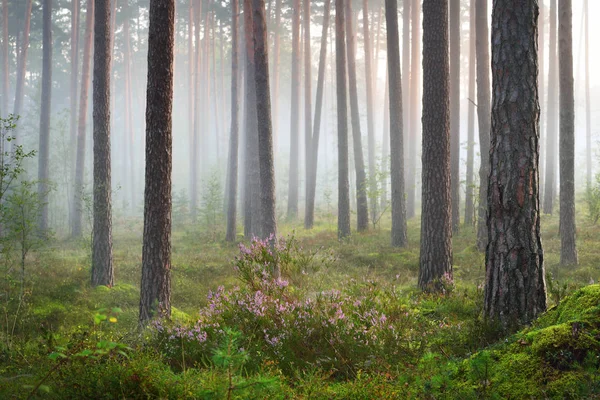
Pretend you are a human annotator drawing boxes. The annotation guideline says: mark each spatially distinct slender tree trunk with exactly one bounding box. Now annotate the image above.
[449,0,460,233]
[558,0,577,266]
[543,0,557,215]
[419,0,452,291]
[225,0,240,242]
[584,0,591,188]
[271,0,281,152]
[485,0,546,328]
[402,0,410,205]
[70,0,80,161]
[139,0,175,324]
[464,0,476,227]
[385,0,407,247]
[305,0,331,230]
[336,0,350,239]
[38,0,53,233]
[381,68,390,210]
[288,0,301,219]
[303,0,313,226]
[407,0,421,218]
[91,0,114,287]
[243,0,261,238]
[252,0,277,242]
[124,1,135,212]
[345,0,368,232]
[12,0,33,124]
[539,2,545,194]
[190,0,202,220]
[1,0,8,118]
[188,0,194,201]
[475,0,491,251]
[363,0,377,223]
[72,0,94,238]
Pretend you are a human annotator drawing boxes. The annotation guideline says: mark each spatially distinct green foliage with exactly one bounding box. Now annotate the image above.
[585,173,600,224]
[199,170,224,239]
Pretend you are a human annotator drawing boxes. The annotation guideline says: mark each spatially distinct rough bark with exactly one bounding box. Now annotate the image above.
[385,0,407,248]
[475,0,491,251]
[558,0,577,266]
[539,2,545,193]
[305,0,331,230]
[225,0,240,242]
[252,0,277,241]
[465,0,476,226]
[91,0,114,287]
[449,0,460,233]
[485,0,546,328]
[72,0,94,238]
[418,0,452,291]
[38,0,53,234]
[363,0,377,222]
[345,0,369,232]
[287,0,301,219]
[407,0,420,218]
[336,0,351,239]
[139,0,174,324]
[543,0,557,215]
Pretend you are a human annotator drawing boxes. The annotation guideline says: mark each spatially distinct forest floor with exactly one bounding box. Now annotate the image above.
[1,202,600,399]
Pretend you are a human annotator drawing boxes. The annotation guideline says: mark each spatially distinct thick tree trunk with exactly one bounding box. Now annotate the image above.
[418,0,452,291]
[464,0,476,227]
[345,0,369,232]
[385,0,407,248]
[252,0,277,242]
[243,0,261,238]
[287,0,301,219]
[72,0,94,238]
[12,0,33,123]
[558,0,577,266]
[543,0,557,215]
[139,0,174,324]
[475,0,491,251]
[38,0,53,233]
[485,0,546,328]
[584,0,591,188]
[225,0,240,242]
[407,0,420,219]
[91,0,114,287]
[303,0,313,227]
[449,0,460,233]
[363,0,377,223]
[305,0,331,230]
[539,3,545,193]
[336,0,350,239]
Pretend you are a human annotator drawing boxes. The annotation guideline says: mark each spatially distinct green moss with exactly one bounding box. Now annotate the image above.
[536,284,600,327]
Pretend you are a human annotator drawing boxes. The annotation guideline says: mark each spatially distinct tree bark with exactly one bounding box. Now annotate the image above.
[584,0,591,188]
[305,0,331,230]
[385,0,407,248]
[336,0,350,239]
[402,0,410,208]
[475,0,491,251]
[38,0,53,234]
[271,0,281,152]
[287,0,301,219]
[543,0,557,215]
[91,0,114,287]
[303,0,313,227]
[418,0,452,291]
[407,0,420,219]
[558,0,577,266]
[363,0,377,223]
[70,0,80,167]
[539,2,545,194]
[485,0,546,328]
[252,0,277,242]
[190,0,202,221]
[1,0,8,118]
[225,0,240,242]
[12,0,33,124]
[381,68,390,210]
[345,0,369,232]
[464,0,476,227]
[449,0,460,232]
[139,0,174,324]
[72,0,94,238]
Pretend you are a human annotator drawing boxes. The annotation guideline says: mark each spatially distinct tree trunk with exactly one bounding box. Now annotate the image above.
[543,0,557,215]
[363,0,377,223]
[407,0,420,219]
[381,68,390,210]
[124,0,135,212]
[484,0,546,328]
[70,0,80,165]
[71,0,94,238]
[91,0,114,287]
[188,0,194,204]
[336,0,350,239]
[449,0,460,232]
[345,0,368,232]
[139,0,175,324]
[252,0,277,242]
[475,0,491,251]
[190,0,202,221]
[305,0,331,230]
[584,0,591,188]
[271,0,281,152]
[243,0,261,238]
[402,0,410,207]
[287,0,301,219]
[225,0,240,242]
[418,0,452,291]
[1,0,8,118]
[558,0,577,266]
[385,0,407,248]
[464,0,476,227]
[539,2,545,194]
[38,0,53,234]
[12,0,33,124]
[303,0,313,227]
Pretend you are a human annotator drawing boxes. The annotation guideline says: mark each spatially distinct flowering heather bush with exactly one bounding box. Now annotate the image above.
[151,236,427,377]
